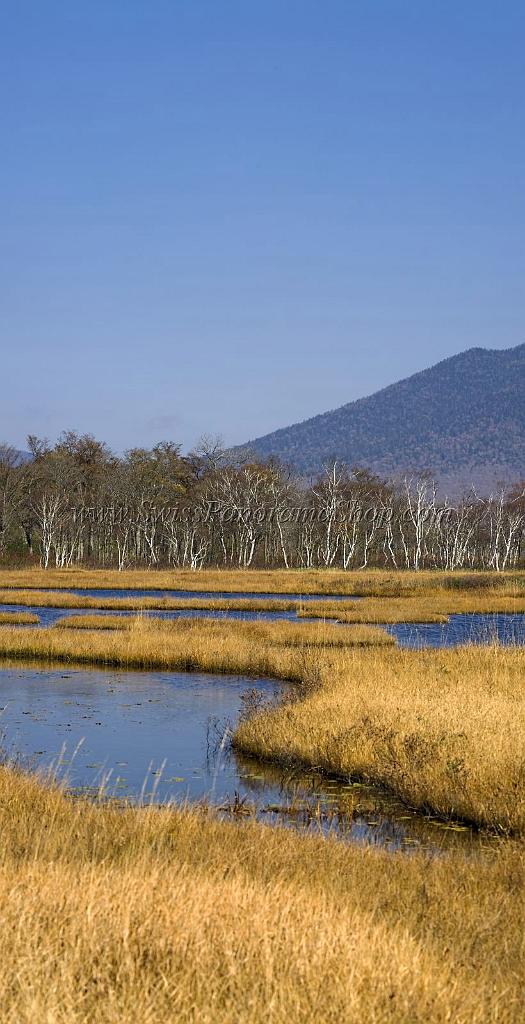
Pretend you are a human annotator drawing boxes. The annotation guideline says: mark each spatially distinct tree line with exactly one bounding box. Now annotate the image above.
[0,432,523,571]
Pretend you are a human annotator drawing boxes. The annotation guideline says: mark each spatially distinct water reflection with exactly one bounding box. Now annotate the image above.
[232,752,495,853]
[387,612,525,648]
[0,664,498,854]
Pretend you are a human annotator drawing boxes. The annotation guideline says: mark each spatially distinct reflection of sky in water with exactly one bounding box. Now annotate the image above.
[0,666,277,805]
[0,666,498,855]
[387,613,525,648]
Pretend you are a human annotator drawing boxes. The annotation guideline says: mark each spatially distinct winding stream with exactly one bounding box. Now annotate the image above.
[1,600,524,647]
[0,663,498,854]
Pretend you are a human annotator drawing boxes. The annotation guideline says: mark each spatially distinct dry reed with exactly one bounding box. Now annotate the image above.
[0,765,523,1022]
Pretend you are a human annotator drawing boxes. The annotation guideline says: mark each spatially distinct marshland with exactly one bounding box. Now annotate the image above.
[4,0,525,1015]
[0,566,523,1021]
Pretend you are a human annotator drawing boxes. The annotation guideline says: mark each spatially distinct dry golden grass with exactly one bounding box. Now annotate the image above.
[0,616,310,682]
[300,588,525,623]
[235,643,525,833]
[0,765,523,1023]
[1,574,523,628]
[0,610,39,625]
[53,614,130,630]
[0,566,361,594]
[300,598,448,623]
[0,565,523,596]
[349,569,525,597]
[18,614,394,654]
[0,573,524,1020]
[0,588,302,612]
[2,584,524,627]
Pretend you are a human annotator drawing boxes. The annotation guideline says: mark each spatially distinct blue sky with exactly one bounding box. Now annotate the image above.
[1,1,524,452]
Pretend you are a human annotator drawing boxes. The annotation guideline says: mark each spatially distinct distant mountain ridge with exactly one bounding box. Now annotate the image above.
[15,450,32,465]
[0,447,32,466]
[236,344,525,495]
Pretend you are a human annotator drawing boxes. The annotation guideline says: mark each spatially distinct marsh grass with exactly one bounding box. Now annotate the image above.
[0,611,40,625]
[0,589,302,612]
[0,765,522,1022]
[0,573,524,1020]
[1,578,523,626]
[0,616,523,831]
[299,589,525,623]
[235,643,525,833]
[45,615,394,650]
[0,566,523,596]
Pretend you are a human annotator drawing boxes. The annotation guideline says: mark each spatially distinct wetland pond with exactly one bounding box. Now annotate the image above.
[0,663,498,855]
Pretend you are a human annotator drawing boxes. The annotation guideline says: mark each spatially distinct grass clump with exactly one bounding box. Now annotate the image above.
[18,615,395,657]
[0,611,40,625]
[299,589,525,623]
[235,644,525,833]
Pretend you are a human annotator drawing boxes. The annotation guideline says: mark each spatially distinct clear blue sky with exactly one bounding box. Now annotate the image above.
[2,1,524,453]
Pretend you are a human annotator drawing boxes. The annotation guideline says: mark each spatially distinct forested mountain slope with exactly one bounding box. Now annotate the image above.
[237,344,525,494]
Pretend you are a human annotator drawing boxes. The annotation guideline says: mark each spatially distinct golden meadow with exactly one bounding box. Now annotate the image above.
[0,567,523,1022]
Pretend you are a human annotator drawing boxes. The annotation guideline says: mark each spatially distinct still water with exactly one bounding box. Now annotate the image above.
[0,664,497,854]
[0,604,308,627]
[387,613,525,648]
[1,601,524,647]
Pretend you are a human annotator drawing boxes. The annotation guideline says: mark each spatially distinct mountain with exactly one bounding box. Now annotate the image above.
[15,450,32,465]
[0,447,32,467]
[236,344,525,495]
